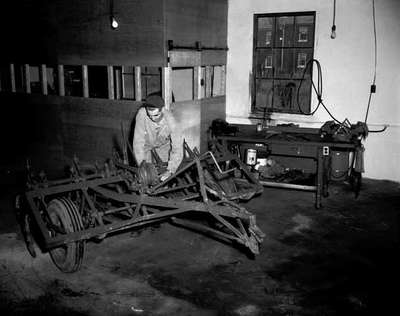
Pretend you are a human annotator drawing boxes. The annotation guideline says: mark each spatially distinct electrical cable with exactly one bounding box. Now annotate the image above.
[296,59,344,126]
[364,0,377,124]
[296,58,386,134]
[368,125,387,133]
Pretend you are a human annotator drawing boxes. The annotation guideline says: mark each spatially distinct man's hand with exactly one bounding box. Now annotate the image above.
[160,170,172,182]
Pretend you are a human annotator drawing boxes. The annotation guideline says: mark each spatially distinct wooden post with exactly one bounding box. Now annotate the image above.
[205,66,213,98]
[107,65,114,99]
[10,64,16,92]
[121,66,126,98]
[58,65,65,96]
[24,64,31,93]
[134,66,142,101]
[162,65,172,110]
[82,65,89,97]
[193,66,202,100]
[40,64,48,95]
[115,68,121,99]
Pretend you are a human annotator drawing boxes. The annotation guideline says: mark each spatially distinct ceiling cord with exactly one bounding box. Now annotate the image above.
[331,0,337,39]
[364,0,377,124]
[296,0,385,134]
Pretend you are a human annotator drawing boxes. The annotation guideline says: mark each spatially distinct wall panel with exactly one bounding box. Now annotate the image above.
[1,0,166,66]
[165,0,228,49]
[0,93,141,174]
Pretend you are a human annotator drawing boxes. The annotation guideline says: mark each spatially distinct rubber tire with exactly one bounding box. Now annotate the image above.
[47,198,85,273]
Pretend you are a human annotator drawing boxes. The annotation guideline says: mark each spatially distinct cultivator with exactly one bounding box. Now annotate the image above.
[16,143,264,272]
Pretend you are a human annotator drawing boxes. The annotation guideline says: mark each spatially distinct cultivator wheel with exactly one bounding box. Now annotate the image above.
[47,198,85,273]
[22,213,38,257]
[15,195,38,258]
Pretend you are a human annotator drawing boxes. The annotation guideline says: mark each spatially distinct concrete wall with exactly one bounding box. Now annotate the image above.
[226,0,400,181]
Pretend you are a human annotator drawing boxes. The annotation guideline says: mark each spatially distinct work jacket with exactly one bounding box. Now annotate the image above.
[133,107,183,173]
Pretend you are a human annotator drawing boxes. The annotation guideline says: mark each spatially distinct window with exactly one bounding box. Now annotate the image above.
[29,65,41,93]
[0,64,12,91]
[46,66,58,95]
[64,65,83,97]
[252,12,315,114]
[88,66,108,99]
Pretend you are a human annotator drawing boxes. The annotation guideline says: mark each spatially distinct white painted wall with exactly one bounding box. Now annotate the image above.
[226,0,400,181]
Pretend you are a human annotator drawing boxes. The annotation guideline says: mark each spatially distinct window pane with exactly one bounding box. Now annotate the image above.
[273,80,297,111]
[88,66,108,99]
[64,65,82,97]
[275,16,294,48]
[14,64,25,93]
[212,65,225,96]
[46,66,58,95]
[296,79,312,113]
[29,65,41,93]
[122,66,134,100]
[255,79,273,109]
[141,67,162,98]
[273,48,294,78]
[255,49,274,78]
[295,15,314,48]
[257,17,274,48]
[293,48,313,78]
[273,79,311,112]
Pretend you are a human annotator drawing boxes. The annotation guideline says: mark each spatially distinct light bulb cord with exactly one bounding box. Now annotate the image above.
[364,0,378,124]
[331,0,337,37]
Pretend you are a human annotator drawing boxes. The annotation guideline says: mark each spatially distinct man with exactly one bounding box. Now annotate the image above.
[133,94,183,181]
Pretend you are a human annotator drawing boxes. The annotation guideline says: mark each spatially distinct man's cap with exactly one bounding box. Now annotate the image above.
[144,95,165,109]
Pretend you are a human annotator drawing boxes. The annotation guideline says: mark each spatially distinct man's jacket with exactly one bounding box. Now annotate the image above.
[133,107,183,173]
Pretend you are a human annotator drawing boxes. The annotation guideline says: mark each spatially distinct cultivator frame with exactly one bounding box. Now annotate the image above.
[16,143,264,272]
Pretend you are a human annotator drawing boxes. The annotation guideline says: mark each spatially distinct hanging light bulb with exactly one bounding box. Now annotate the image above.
[330,24,336,39]
[109,0,118,29]
[110,15,119,29]
[330,0,337,39]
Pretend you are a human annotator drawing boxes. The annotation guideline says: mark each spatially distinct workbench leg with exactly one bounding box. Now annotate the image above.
[322,155,331,197]
[315,148,324,209]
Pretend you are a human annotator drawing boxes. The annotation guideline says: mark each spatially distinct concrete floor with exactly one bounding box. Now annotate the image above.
[0,167,399,315]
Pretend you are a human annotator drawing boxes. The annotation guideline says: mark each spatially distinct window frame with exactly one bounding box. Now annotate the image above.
[251,11,316,115]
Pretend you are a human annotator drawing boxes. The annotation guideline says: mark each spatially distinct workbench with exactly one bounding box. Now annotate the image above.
[211,124,362,208]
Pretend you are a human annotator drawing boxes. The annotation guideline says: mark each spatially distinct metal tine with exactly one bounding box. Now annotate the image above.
[151,149,164,165]
[115,184,134,216]
[193,147,200,156]
[170,218,243,243]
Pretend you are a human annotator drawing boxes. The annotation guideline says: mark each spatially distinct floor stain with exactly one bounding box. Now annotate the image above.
[0,179,399,315]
